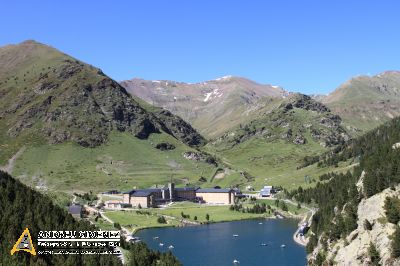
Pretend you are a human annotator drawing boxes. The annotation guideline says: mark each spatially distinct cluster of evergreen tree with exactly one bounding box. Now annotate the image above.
[288,171,360,253]
[0,171,120,265]
[288,117,400,255]
[384,196,400,260]
[121,242,181,266]
[229,203,270,214]
[0,171,180,266]
[384,196,400,224]
[274,199,289,211]
[319,116,400,169]
[392,226,400,258]
[298,155,321,169]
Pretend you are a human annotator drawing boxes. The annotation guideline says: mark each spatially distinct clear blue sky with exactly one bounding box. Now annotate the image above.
[1,0,400,94]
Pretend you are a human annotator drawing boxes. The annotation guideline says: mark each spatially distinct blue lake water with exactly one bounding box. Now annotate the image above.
[136,219,307,266]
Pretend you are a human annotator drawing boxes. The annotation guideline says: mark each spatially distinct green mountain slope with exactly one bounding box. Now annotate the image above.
[0,41,215,193]
[12,131,217,192]
[204,94,352,190]
[0,40,205,162]
[212,94,349,149]
[321,71,400,134]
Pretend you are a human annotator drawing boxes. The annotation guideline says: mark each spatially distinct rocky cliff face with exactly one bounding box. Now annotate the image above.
[310,185,400,266]
[0,41,205,150]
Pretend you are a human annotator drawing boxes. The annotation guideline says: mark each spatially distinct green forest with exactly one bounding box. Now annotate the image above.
[287,116,400,259]
[0,171,180,266]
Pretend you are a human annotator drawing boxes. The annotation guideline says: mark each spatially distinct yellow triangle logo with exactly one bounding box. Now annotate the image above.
[10,228,36,256]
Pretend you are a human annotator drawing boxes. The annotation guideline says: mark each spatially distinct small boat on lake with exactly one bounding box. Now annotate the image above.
[260,243,267,246]
[233,259,240,264]
[153,236,159,240]
[168,245,174,249]
[233,234,239,237]
[258,222,263,225]
[281,244,286,248]
[159,243,164,246]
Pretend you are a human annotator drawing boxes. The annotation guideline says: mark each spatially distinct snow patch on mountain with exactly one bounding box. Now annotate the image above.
[215,75,233,81]
[204,89,223,102]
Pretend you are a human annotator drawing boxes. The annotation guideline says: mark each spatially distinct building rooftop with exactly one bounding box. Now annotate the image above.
[132,190,153,197]
[175,187,197,191]
[196,188,233,193]
[123,188,161,195]
[68,204,82,215]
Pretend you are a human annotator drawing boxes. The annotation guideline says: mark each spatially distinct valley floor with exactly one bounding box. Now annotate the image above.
[88,197,308,234]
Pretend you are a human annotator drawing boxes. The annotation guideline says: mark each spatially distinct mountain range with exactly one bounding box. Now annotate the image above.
[121,76,288,138]
[1,40,400,197]
[121,72,400,139]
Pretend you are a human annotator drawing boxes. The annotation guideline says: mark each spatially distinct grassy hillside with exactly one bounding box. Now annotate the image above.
[12,131,218,193]
[204,94,353,190]
[208,138,354,190]
[0,40,205,165]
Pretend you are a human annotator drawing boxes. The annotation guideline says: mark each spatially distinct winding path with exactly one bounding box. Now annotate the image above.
[0,146,25,174]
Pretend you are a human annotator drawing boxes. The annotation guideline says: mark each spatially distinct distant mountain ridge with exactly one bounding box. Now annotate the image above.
[122,71,400,138]
[320,71,400,134]
[121,76,289,138]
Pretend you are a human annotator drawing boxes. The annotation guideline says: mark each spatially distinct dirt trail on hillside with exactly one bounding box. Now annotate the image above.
[0,147,25,174]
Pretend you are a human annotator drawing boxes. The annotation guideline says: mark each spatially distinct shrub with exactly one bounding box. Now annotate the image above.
[157,216,167,224]
[363,219,373,231]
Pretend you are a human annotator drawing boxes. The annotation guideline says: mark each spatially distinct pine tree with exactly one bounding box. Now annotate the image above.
[392,226,400,258]
[368,242,381,266]
[384,197,400,224]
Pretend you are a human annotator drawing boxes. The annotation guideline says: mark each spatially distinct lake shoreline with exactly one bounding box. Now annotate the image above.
[132,211,305,235]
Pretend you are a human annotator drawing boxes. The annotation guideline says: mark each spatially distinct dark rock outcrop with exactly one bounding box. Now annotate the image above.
[183,151,217,166]
[155,142,176,151]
